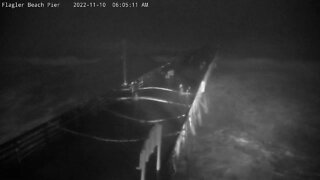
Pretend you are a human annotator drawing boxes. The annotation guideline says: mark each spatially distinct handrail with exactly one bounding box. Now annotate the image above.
[0,117,73,165]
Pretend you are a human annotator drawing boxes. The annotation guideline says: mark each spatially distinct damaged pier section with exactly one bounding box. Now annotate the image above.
[0,46,217,180]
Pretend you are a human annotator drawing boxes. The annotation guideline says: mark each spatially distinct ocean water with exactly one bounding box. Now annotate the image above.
[174,58,320,180]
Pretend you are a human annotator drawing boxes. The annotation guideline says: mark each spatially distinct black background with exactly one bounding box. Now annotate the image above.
[1,0,319,59]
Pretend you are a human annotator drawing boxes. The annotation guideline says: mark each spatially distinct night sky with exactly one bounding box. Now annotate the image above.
[1,0,319,59]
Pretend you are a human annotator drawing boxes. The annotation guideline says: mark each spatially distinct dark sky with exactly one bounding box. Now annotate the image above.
[1,0,319,58]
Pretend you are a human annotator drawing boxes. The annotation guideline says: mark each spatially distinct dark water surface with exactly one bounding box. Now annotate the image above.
[174,58,320,180]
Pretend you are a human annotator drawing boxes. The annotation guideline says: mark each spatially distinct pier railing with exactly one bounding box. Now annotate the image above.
[0,113,75,167]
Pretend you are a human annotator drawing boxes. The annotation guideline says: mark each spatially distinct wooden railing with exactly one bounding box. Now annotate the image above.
[0,113,75,167]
